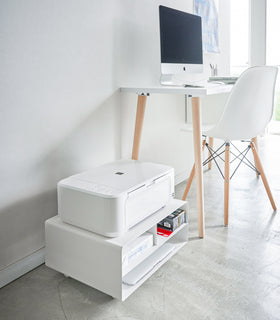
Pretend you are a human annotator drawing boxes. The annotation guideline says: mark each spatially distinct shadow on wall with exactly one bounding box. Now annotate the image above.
[0,91,121,271]
[0,189,56,270]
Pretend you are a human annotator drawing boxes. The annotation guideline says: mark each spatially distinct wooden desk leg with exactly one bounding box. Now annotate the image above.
[191,97,205,238]
[132,94,147,160]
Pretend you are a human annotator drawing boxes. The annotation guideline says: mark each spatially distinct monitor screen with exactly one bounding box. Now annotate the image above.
[159,6,203,65]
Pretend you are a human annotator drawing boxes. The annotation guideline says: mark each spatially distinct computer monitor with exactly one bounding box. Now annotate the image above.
[159,5,203,84]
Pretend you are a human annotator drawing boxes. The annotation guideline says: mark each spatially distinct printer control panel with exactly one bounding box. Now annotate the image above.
[60,178,117,196]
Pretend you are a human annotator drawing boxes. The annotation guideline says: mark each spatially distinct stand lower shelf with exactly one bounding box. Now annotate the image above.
[122,237,187,300]
[45,198,188,301]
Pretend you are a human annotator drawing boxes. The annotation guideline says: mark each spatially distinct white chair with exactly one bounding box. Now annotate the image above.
[182,66,278,226]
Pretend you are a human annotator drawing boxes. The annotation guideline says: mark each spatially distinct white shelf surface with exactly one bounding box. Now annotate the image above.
[120,83,232,97]
[122,222,188,276]
[122,238,187,301]
[156,222,188,247]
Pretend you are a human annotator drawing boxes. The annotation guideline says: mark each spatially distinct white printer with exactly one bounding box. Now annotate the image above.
[58,160,174,237]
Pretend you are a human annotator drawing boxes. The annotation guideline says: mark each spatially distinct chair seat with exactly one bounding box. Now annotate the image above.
[203,126,254,141]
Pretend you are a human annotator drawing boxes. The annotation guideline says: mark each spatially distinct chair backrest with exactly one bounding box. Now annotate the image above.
[207,66,278,141]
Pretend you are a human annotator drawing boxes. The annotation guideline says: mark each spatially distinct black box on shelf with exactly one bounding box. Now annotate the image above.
[157,208,186,232]
[173,208,187,225]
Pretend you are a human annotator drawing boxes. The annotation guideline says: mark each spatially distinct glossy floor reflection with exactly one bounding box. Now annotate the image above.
[0,135,280,320]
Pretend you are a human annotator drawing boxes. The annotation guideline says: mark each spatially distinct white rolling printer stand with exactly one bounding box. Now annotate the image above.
[45,160,188,301]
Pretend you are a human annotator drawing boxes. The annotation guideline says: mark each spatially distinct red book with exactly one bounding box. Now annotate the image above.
[157,227,172,237]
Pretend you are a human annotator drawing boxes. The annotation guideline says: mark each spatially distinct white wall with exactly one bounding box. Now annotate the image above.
[249,0,266,66]
[0,0,230,276]
[0,0,122,272]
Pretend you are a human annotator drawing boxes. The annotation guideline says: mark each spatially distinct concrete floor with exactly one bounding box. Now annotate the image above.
[1,136,280,320]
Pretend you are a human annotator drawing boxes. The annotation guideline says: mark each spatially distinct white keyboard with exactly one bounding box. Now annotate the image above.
[208,76,238,84]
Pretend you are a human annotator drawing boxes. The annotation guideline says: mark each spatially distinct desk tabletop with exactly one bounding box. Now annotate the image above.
[120,83,233,97]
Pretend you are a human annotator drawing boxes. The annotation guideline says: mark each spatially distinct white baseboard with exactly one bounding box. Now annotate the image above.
[0,248,45,288]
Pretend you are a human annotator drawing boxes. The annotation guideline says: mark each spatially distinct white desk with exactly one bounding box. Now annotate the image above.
[120,84,232,238]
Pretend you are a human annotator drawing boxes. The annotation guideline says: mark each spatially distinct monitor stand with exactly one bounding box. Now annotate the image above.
[160,74,183,86]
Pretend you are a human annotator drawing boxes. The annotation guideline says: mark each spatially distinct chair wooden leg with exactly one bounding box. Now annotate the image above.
[224,143,230,226]
[251,137,260,177]
[182,165,195,201]
[250,142,277,211]
[182,140,207,201]
[208,137,214,170]
[182,164,195,201]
